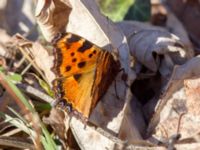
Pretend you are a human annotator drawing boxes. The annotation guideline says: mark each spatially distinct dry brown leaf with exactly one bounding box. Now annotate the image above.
[147,56,200,143]
[185,78,200,116]
[35,0,71,41]
[31,42,55,83]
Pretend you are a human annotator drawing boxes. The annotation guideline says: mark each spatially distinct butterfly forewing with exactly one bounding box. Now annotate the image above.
[53,33,100,78]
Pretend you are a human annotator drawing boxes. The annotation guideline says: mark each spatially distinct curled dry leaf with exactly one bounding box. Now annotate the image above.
[148,56,200,143]
[118,21,193,77]
[35,0,72,41]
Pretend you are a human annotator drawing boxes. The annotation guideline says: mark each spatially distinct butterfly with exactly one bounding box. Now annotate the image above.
[51,32,120,121]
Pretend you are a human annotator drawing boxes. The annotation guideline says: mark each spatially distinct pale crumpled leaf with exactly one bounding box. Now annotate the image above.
[35,0,138,149]
[70,117,123,150]
[147,56,200,144]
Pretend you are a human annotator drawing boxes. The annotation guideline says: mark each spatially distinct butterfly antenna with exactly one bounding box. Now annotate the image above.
[106,16,114,52]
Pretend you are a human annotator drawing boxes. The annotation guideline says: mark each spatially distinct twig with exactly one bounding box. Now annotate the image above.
[17,83,54,104]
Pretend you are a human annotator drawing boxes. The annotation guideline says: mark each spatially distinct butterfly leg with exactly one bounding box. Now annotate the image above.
[68,109,88,128]
[51,32,63,45]
[118,68,128,85]
[114,80,120,100]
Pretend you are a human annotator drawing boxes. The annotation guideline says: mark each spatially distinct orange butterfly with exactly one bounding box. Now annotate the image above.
[52,33,120,121]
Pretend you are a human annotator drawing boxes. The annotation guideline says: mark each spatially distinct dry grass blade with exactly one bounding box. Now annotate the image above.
[0,136,34,149]
[0,71,31,113]
[0,69,57,149]
[17,45,49,84]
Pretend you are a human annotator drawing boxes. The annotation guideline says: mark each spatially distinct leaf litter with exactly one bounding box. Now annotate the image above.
[0,0,200,149]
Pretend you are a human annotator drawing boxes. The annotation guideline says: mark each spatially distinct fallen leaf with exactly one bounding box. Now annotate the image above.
[148,55,200,142]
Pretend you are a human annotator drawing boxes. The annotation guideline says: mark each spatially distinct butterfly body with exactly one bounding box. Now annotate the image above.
[52,33,120,120]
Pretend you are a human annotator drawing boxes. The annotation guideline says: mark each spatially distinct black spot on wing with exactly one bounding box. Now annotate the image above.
[67,35,81,43]
[88,53,93,58]
[93,50,97,54]
[77,61,86,68]
[72,58,77,63]
[65,43,70,49]
[66,66,71,72]
[78,40,93,53]
[74,74,82,81]
[71,52,75,56]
